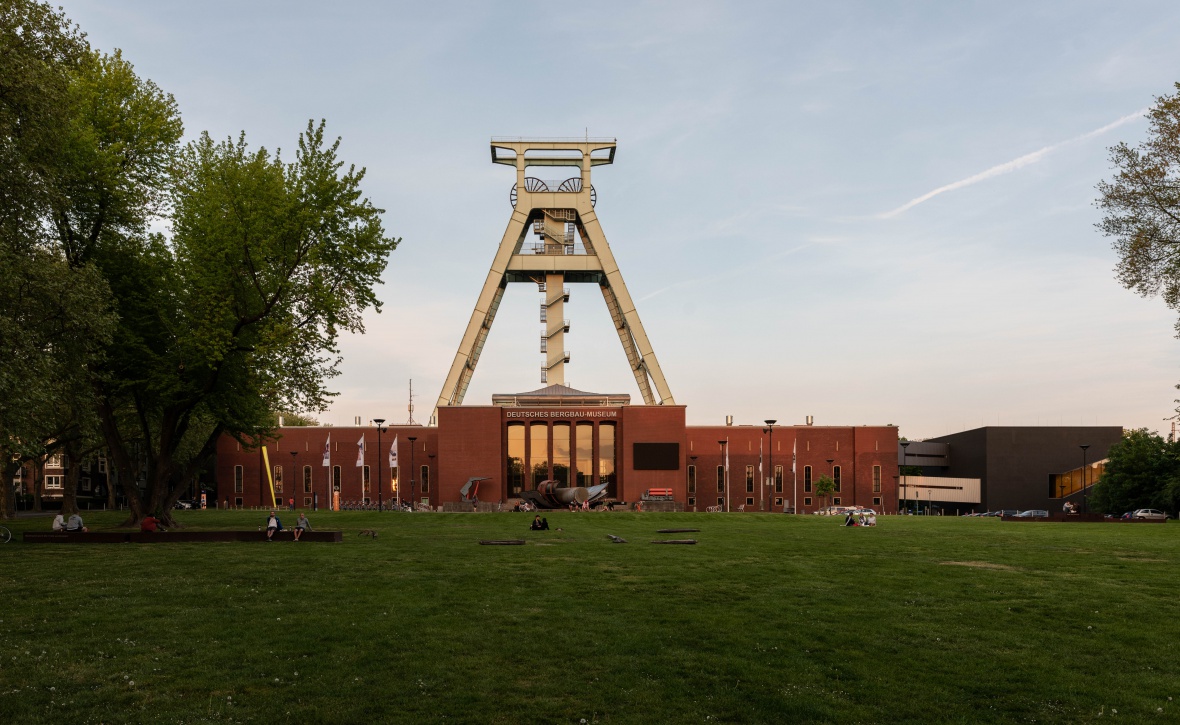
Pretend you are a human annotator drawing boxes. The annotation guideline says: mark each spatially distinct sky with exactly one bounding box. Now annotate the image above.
[62,0,1180,439]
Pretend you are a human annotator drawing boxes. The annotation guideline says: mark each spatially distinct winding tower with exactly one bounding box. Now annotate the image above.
[433,138,674,421]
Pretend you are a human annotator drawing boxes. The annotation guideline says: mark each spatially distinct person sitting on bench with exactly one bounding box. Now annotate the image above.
[294,513,311,541]
[265,511,282,540]
[52,513,66,531]
[66,513,88,532]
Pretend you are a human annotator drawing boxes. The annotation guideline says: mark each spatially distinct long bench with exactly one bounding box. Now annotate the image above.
[24,530,343,544]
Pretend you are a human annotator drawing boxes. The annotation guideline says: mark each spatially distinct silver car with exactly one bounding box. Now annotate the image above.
[1014,509,1049,518]
[1132,508,1168,520]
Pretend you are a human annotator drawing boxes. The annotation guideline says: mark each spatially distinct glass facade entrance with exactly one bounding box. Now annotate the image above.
[508,418,617,498]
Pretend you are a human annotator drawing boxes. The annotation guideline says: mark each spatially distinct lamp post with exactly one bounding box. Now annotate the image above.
[718,440,728,512]
[826,458,834,513]
[408,436,417,510]
[900,441,911,515]
[1080,444,1090,513]
[764,420,777,513]
[290,450,298,511]
[372,419,387,511]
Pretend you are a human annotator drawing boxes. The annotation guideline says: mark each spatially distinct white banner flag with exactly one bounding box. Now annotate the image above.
[322,434,331,467]
[356,434,365,467]
[389,435,398,468]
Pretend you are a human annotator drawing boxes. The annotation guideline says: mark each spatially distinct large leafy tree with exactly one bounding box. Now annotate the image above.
[1089,428,1180,515]
[92,123,398,522]
[0,1,116,519]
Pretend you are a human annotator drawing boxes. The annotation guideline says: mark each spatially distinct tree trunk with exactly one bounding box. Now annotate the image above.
[33,458,43,512]
[1,460,17,520]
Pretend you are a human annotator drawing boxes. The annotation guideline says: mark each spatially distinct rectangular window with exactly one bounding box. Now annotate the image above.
[303,466,312,494]
[873,497,881,506]
[873,465,882,493]
[775,465,783,493]
[774,497,783,507]
[716,465,725,492]
[81,477,91,492]
[234,465,244,494]
[687,465,696,494]
[598,423,616,494]
[362,465,371,495]
[46,454,64,469]
[745,497,754,506]
[44,474,63,489]
[531,424,549,487]
[553,422,571,484]
[833,497,841,506]
[82,459,92,473]
[391,466,399,493]
[235,497,243,507]
[575,423,593,487]
[804,497,812,506]
[717,497,724,506]
[688,497,696,507]
[745,465,754,493]
[508,424,525,494]
[274,465,283,494]
[421,465,430,493]
[303,497,312,507]
[332,466,341,491]
[804,465,812,493]
[834,465,842,493]
[98,455,107,474]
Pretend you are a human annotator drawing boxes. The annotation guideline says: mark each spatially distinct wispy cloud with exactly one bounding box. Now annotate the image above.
[878,109,1148,219]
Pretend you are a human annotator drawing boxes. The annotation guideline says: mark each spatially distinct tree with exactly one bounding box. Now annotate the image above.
[1096,84,1180,414]
[1089,428,1180,515]
[90,123,398,523]
[814,474,835,511]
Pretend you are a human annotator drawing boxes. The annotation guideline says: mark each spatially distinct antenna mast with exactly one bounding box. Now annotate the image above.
[407,379,416,425]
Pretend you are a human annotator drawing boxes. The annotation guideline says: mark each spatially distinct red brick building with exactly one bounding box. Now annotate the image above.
[215,385,898,513]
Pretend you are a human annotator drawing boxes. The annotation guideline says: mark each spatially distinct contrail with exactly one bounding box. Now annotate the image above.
[878,108,1148,219]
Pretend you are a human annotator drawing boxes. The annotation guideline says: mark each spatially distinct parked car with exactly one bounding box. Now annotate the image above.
[1132,508,1168,520]
[1013,509,1049,518]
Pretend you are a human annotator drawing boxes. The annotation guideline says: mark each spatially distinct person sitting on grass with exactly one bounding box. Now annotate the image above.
[294,513,311,541]
[843,512,856,527]
[530,515,544,531]
[541,517,550,530]
[66,513,88,532]
[140,515,163,533]
[265,511,282,540]
[867,512,877,527]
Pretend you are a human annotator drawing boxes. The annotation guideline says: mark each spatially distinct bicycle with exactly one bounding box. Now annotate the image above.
[0,525,11,544]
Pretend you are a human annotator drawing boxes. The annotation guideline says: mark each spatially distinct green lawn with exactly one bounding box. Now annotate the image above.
[1,511,1177,724]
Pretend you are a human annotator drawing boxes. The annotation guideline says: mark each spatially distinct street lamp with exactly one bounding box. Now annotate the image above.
[900,441,911,515]
[372,418,387,512]
[408,436,418,511]
[763,420,777,513]
[1080,444,1090,513]
[717,440,728,512]
[826,458,834,513]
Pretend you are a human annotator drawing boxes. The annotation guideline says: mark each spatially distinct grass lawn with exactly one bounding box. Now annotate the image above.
[1,511,1177,724]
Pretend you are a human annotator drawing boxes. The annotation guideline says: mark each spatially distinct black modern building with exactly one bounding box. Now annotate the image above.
[922,426,1123,513]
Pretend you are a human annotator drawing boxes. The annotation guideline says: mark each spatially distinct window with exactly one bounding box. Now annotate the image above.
[98,455,107,474]
[362,465,371,496]
[234,465,244,494]
[303,497,312,507]
[873,465,881,493]
[716,465,725,492]
[717,497,724,506]
[688,497,696,507]
[420,464,430,493]
[746,497,754,506]
[82,459,92,473]
[833,497,841,506]
[274,465,283,494]
[391,466,399,493]
[804,497,812,506]
[303,466,313,494]
[575,423,594,487]
[552,422,570,484]
[235,497,243,507]
[745,465,754,493]
[531,424,549,487]
[598,423,616,494]
[804,465,812,492]
[81,477,91,492]
[775,465,783,493]
[833,465,842,492]
[873,497,881,506]
[46,454,64,469]
[687,465,696,494]
[332,466,341,491]
[44,474,63,489]
[774,497,783,507]
[508,423,525,495]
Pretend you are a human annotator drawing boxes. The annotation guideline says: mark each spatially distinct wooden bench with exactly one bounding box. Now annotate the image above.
[24,530,343,544]
[643,488,674,500]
